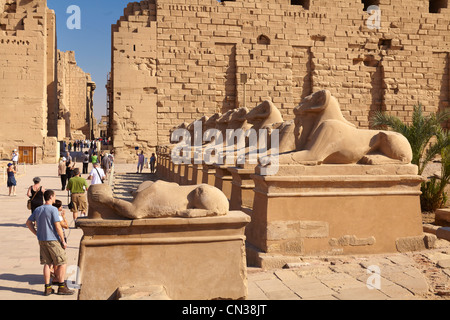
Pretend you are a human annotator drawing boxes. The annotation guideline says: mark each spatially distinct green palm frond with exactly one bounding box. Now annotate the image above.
[371,103,450,175]
[372,103,450,211]
[371,111,408,135]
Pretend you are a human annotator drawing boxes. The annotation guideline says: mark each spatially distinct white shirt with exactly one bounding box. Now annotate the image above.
[89,167,105,185]
[12,152,18,162]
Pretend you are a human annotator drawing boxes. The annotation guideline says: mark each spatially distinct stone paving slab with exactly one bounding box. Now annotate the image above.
[0,163,450,300]
[247,248,450,300]
[0,163,84,300]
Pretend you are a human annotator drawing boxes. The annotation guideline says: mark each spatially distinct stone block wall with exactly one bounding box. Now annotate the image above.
[46,7,57,137]
[0,0,54,162]
[0,0,95,162]
[110,0,158,161]
[109,0,450,161]
[57,50,95,140]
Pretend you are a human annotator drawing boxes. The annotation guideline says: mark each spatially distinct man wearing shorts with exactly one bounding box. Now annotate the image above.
[66,168,89,220]
[26,189,74,296]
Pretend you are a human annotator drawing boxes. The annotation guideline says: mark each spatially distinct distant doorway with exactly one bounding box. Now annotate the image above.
[19,146,36,165]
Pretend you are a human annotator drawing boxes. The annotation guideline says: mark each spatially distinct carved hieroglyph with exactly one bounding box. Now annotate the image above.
[273,90,413,166]
[88,181,229,219]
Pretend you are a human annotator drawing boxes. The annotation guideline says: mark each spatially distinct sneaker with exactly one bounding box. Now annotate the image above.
[57,283,75,295]
[44,286,54,296]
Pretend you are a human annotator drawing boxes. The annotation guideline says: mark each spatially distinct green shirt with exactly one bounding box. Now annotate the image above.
[91,155,98,164]
[67,176,88,193]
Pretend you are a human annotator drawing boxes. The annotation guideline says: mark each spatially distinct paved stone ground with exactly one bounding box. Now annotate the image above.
[1,161,450,300]
[0,162,84,300]
[247,250,450,300]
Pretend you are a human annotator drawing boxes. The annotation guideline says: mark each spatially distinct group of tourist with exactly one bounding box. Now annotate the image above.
[136,150,157,174]
[57,150,114,190]
[25,189,74,296]
[20,147,115,297]
[23,173,74,295]
[63,139,99,153]
[8,145,157,297]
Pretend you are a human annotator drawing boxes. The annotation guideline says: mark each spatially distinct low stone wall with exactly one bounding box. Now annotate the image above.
[76,211,250,300]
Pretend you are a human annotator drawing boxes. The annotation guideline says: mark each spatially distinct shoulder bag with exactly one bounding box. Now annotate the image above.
[27,186,39,210]
[95,167,105,184]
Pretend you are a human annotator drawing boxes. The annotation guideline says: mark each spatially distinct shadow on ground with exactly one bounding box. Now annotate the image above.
[0,273,44,296]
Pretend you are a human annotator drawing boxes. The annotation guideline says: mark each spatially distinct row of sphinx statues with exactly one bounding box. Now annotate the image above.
[88,90,413,221]
[168,90,413,166]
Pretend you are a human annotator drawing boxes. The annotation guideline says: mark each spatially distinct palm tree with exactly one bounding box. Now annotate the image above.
[371,103,450,212]
[371,103,450,176]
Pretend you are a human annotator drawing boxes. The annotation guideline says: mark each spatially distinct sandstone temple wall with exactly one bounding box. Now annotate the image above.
[57,50,96,140]
[0,0,55,162]
[0,0,95,162]
[109,0,450,162]
[110,0,158,161]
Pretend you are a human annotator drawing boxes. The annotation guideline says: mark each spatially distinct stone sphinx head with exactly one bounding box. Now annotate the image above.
[228,107,250,130]
[187,116,209,145]
[245,100,284,131]
[294,90,352,124]
[87,184,122,220]
[294,90,331,116]
[203,113,222,145]
[170,122,189,144]
[216,110,235,132]
[204,113,222,131]
[292,90,354,149]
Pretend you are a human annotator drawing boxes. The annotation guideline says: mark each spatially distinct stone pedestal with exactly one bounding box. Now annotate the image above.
[156,146,171,180]
[436,227,450,241]
[246,164,427,268]
[228,165,256,211]
[191,164,204,185]
[214,164,233,200]
[435,208,450,227]
[174,163,183,184]
[159,154,167,179]
[77,211,250,300]
[181,164,194,185]
[202,164,216,186]
[159,152,171,180]
[168,160,175,182]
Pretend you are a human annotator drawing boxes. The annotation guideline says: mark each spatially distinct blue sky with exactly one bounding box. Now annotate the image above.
[47,0,131,122]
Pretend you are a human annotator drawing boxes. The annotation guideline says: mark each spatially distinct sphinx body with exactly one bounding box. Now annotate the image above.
[88,181,229,220]
[272,90,413,166]
[218,101,286,164]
